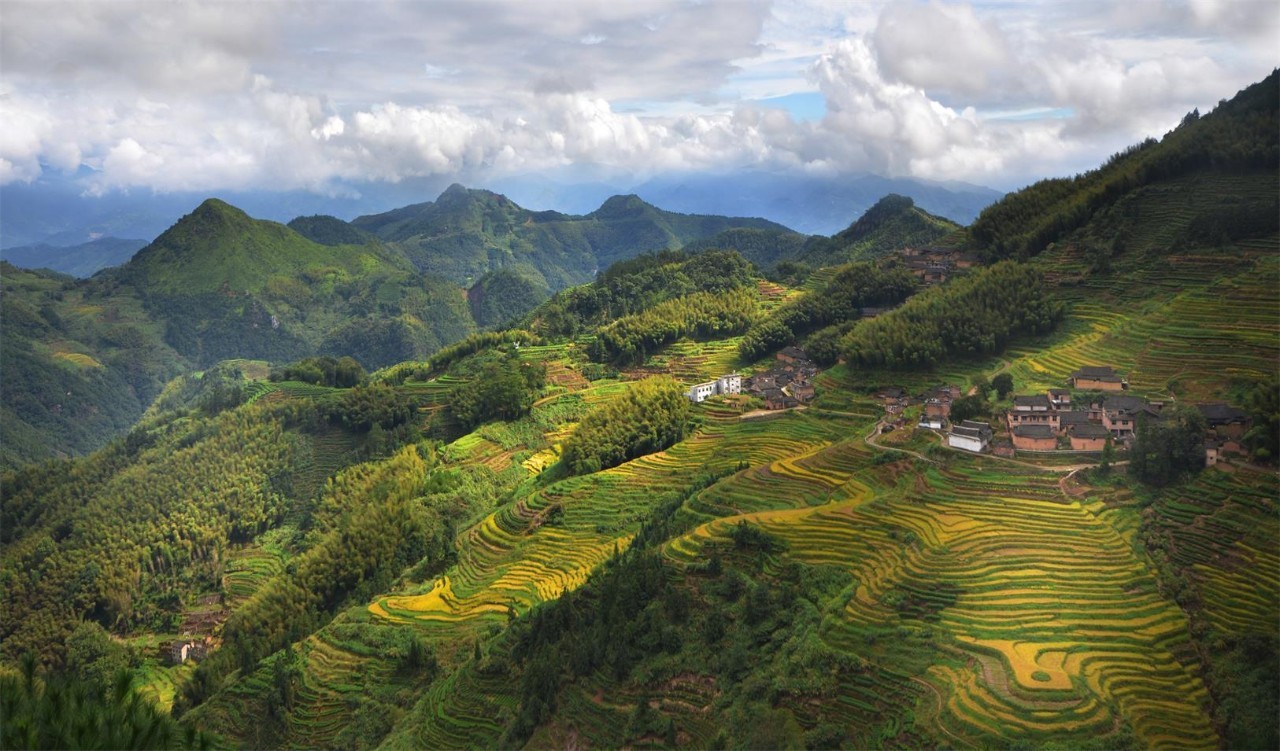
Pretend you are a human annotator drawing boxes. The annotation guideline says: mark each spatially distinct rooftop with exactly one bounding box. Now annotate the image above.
[1070,423,1111,439]
[1013,424,1056,438]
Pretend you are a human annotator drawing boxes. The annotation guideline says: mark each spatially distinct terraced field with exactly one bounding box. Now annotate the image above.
[666,456,1225,749]
[1010,252,1278,399]
[1145,469,1280,639]
[371,408,850,632]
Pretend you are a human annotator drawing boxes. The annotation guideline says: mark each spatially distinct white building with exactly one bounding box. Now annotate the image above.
[948,420,993,453]
[688,374,742,403]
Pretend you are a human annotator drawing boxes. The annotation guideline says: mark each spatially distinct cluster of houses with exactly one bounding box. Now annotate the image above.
[898,246,981,285]
[918,365,1253,466]
[687,346,819,410]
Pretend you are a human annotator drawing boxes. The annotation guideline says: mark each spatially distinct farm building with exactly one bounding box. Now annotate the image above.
[1100,395,1161,440]
[1008,394,1058,429]
[924,397,950,419]
[776,346,809,364]
[1068,365,1128,391]
[1197,402,1251,440]
[948,421,992,453]
[1056,410,1092,437]
[1012,424,1057,451]
[1048,388,1071,409]
[919,415,944,430]
[788,380,816,403]
[1068,423,1111,451]
[763,388,800,410]
[688,373,742,403]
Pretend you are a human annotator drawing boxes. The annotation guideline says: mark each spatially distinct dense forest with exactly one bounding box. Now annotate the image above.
[841,261,1062,368]
[559,378,692,475]
[526,249,758,339]
[739,261,917,362]
[968,70,1279,259]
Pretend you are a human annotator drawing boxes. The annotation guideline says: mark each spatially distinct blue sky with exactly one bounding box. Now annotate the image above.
[1,0,1276,195]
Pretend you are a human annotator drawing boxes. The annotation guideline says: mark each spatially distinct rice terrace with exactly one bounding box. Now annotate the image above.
[1,6,1278,751]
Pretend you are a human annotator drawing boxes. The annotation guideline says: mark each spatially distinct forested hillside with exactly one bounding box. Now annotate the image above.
[1,191,783,468]
[1,69,1277,751]
[798,194,961,268]
[351,184,790,290]
[969,70,1279,260]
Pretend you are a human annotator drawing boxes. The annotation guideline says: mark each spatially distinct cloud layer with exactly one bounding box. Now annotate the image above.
[1,0,1275,194]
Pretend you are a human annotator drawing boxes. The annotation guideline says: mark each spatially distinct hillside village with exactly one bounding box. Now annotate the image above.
[688,349,1252,470]
[872,364,1253,465]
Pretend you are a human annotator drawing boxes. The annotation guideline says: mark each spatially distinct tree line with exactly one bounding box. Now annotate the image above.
[841,261,1062,369]
[969,71,1279,260]
[589,288,757,366]
[526,250,757,339]
[739,261,917,362]
[559,378,692,475]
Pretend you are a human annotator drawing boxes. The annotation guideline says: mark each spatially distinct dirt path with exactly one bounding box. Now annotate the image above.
[864,420,937,464]
[966,360,1011,396]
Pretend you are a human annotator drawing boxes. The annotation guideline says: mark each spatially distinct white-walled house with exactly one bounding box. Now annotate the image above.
[948,420,993,453]
[688,374,742,403]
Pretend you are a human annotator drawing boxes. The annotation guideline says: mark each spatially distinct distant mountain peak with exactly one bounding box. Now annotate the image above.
[592,194,654,218]
[191,197,250,221]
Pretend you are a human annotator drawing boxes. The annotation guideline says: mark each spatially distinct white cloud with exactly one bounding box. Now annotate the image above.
[0,0,1274,195]
[872,1,1012,97]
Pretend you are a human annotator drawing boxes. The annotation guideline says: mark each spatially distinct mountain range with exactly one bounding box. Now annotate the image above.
[3,185,930,468]
[0,70,1276,751]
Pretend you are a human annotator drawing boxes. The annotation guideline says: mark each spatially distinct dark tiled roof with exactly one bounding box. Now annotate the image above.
[1197,402,1249,423]
[1014,394,1051,408]
[1013,424,1056,438]
[951,426,988,440]
[778,346,809,360]
[1057,410,1091,426]
[1070,423,1111,439]
[1103,395,1148,412]
[1071,365,1119,378]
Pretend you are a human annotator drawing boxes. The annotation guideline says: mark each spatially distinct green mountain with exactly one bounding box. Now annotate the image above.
[351,184,791,289]
[118,198,475,368]
[969,70,1279,260]
[3,72,1277,751]
[681,227,810,269]
[0,263,186,469]
[796,193,962,267]
[1,236,148,277]
[286,214,377,247]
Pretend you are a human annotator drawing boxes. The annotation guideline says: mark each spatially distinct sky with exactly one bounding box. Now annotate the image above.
[1,0,1277,198]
